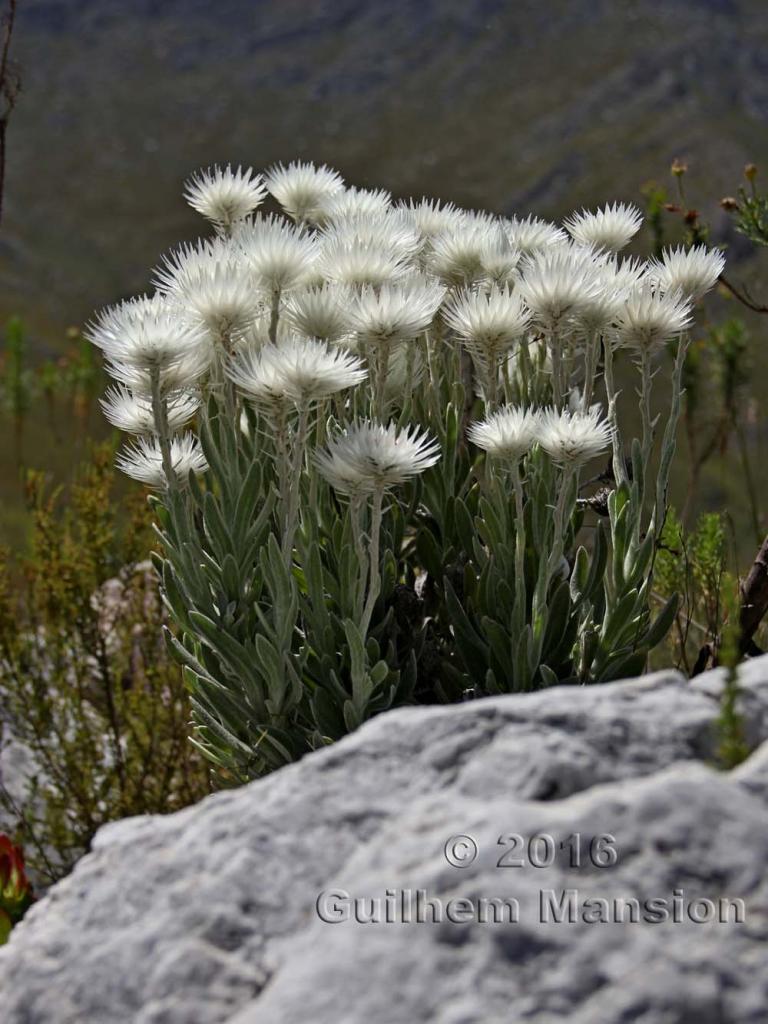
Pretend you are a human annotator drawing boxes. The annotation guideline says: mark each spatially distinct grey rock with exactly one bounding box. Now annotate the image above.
[0,729,38,834]
[2,660,768,1023]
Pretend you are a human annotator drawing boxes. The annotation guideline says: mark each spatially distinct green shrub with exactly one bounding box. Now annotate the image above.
[0,443,210,884]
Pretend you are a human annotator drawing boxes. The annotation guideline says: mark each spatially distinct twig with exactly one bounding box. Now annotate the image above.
[738,532,768,653]
[0,0,19,229]
[718,272,768,315]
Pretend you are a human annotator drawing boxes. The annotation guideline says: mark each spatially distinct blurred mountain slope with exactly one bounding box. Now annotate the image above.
[2,0,768,344]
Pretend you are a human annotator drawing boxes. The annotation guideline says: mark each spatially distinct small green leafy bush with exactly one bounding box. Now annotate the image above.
[0,444,210,883]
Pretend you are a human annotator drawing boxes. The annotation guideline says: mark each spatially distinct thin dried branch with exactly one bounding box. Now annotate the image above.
[739,532,768,653]
[0,0,20,229]
[718,271,768,315]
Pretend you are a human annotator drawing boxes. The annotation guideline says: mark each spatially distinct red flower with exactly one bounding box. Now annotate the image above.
[0,834,34,943]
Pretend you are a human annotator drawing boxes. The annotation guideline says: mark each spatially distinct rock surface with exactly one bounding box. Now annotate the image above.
[2,660,768,1023]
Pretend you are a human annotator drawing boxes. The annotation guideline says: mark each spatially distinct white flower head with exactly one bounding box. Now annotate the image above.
[564,202,643,253]
[573,280,623,334]
[649,245,725,301]
[601,256,649,300]
[318,186,392,223]
[154,238,261,343]
[265,161,344,223]
[481,245,523,286]
[284,283,353,343]
[116,433,208,489]
[516,246,603,328]
[87,294,169,351]
[92,302,210,375]
[396,198,466,243]
[106,346,213,396]
[538,407,612,466]
[503,215,568,255]
[428,221,508,286]
[320,210,421,262]
[615,285,692,353]
[184,165,266,232]
[315,420,440,496]
[349,277,446,345]
[182,264,260,343]
[228,336,366,407]
[233,214,318,293]
[467,406,539,460]
[154,236,236,294]
[100,385,199,435]
[317,236,410,288]
[444,284,532,354]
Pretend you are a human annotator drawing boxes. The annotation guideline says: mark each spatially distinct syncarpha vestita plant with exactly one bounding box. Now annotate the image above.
[88,162,725,780]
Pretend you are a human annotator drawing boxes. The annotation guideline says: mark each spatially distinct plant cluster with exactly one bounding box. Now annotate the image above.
[0,444,210,882]
[88,162,725,780]
[722,164,768,251]
[655,508,731,672]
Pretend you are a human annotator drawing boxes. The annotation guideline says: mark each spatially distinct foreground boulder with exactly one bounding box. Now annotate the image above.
[2,660,768,1023]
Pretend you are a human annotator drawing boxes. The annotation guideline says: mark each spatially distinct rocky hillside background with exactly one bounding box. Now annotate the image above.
[3,0,768,347]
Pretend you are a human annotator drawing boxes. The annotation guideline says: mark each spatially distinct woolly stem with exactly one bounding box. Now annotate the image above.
[373,341,392,422]
[639,347,654,502]
[282,401,310,565]
[360,486,384,636]
[485,342,499,411]
[149,365,175,491]
[535,464,574,616]
[272,400,290,512]
[403,340,415,400]
[581,329,599,412]
[602,336,626,486]
[350,494,367,623]
[517,338,532,405]
[655,332,689,537]
[547,322,565,408]
[268,287,282,345]
[510,460,528,633]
